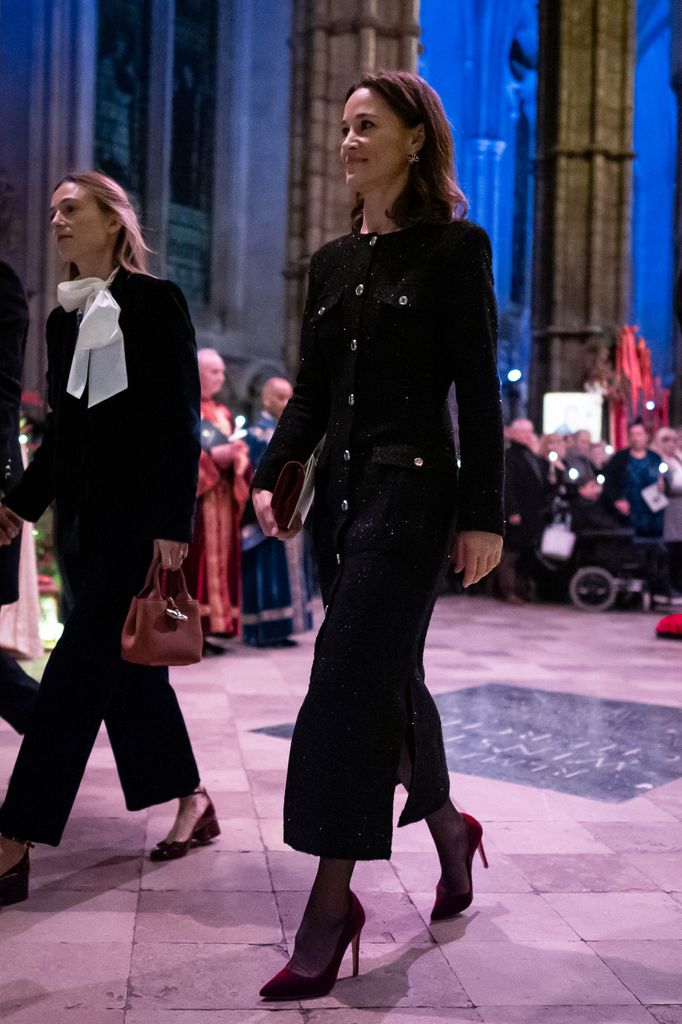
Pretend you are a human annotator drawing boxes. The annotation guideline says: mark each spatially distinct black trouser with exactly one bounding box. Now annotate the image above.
[0,651,39,734]
[0,539,200,846]
[668,541,682,592]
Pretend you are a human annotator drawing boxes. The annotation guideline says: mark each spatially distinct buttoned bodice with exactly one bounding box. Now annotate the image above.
[253,218,504,539]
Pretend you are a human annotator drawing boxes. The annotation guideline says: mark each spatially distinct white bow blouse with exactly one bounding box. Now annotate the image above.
[57,269,128,407]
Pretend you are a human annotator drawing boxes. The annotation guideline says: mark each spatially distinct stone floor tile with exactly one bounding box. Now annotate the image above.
[275,891,431,946]
[0,889,138,943]
[124,1012,304,1024]
[0,941,129,1016]
[305,942,471,1009]
[56,814,147,852]
[623,854,682,892]
[266,851,402,893]
[581,824,682,855]
[545,892,682,940]
[510,854,659,893]
[134,890,282,943]
[128,942,290,1009]
[306,1013,481,1023]
[411,891,578,942]
[30,847,142,892]
[543,792,678,823]
[440,940,638,1006]
[477,1007,658,1023]
[141,850,271,891]
[390,850,532,894]
[647,1008,682,1024]
[589,940,682,1003]
[259,817,289,852]
[484,821,613,855]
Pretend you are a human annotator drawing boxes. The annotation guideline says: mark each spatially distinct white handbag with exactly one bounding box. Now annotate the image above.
[540,518,576,561]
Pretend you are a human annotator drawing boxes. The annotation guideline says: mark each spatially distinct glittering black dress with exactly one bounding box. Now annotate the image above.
[252,220,504,859]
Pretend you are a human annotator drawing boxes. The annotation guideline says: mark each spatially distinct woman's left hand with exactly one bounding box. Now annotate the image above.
[154,538,188,571]
[453,530,503,588]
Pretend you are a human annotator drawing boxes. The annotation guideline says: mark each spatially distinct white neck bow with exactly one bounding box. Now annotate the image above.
[57,270,128,407]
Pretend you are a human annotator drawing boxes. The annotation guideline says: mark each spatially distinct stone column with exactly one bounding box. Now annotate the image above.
[284,0,420,374]
[530,0,635,425]
[671,0,682,420]
[0,0,96,392]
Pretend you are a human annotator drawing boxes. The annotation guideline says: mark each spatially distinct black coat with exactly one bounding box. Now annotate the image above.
[5,270,200,551]
[0,262,28,604]
[504,440,553,550]
[253,221,504,860]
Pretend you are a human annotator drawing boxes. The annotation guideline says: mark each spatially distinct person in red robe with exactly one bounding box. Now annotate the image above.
[184,349,250,645]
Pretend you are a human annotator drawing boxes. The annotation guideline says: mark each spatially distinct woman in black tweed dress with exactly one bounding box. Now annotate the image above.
[253,71,504,999]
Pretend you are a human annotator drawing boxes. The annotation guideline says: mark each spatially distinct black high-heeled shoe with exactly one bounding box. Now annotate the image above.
[0,842,32,907]
[149,788,220,861]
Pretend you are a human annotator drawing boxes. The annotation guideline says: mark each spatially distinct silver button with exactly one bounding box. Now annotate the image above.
[350,339,358,351]
[341,500,349,512]
[355,283,364,296]
[414,457,424,467]
[317,306,325,316]
[348,393,354,406]
[336,552,341,564]
[343,450,351,462]
[369,235,377,246]
[398,295,408,306]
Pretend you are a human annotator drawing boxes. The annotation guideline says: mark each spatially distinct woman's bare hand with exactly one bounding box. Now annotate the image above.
[252,488,302,541]
[153,538,188,571]
[453,530,502,588]
[211,440,249,472]
[0,506,24,546]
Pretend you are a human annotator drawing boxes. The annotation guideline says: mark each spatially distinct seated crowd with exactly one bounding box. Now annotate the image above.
[495,418,682,606]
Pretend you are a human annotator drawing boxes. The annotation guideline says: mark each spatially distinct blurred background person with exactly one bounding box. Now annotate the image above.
[602,421,664,538]
[496,418,549,603]
[655,427,682,594]
[564,429,599,484]
[184,348,251,652]
[0,262,39,734]
[241,376,313,648]
[537,433,567,488]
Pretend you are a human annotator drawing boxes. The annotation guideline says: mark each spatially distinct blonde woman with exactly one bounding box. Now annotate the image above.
[0,171,218,906]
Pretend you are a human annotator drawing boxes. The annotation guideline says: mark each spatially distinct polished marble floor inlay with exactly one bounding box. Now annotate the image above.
[253,682,682,802]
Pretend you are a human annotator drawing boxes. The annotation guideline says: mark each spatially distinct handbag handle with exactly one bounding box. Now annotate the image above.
[138,558,191,601]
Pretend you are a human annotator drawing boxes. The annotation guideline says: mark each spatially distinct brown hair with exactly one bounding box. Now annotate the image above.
[346,70,468,230]
[53,170,152,278]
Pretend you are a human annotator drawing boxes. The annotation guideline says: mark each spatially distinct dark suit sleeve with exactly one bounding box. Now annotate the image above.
[3,311,59,523]
[0,263,27,490]
[133,279,201,541]
[445,225,505,535]
[251,255,329,491]
[601,450,627,511]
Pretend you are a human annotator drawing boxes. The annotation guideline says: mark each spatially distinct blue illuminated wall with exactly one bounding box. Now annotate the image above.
[633,0,676,382]
[421,0,678,400]
[419,0,538,420]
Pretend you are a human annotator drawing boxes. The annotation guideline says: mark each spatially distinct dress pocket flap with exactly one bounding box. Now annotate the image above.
[371,445,457,474]
[374,281,425,309]
[310,288,344,323]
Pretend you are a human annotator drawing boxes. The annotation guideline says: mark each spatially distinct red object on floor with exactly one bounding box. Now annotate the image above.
[655,613,682,639]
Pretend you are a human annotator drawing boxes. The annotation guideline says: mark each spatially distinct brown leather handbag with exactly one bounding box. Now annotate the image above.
[121,560,203,666]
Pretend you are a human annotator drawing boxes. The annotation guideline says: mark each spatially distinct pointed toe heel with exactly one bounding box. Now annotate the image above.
[260,892,365,1000]
[430,812,489,921]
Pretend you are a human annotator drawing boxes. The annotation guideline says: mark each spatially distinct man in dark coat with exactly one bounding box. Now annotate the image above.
[496,418,552,601]
[0,262,39,732]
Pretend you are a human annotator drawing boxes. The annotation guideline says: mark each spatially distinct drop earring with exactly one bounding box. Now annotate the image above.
[407,152,420,164]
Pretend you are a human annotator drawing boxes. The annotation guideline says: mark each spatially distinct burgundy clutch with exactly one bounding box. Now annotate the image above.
[271,461,306,530]
[271,447,319,530]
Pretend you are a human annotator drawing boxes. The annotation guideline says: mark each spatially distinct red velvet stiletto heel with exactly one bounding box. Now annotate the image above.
[430,812,489,921]
[260,892,365,1000]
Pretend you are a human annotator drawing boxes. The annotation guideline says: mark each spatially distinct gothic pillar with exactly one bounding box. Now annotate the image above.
[284,0,420,374]
[0,0,96,393]
[530,0,635,426]
[671,0,682,420]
